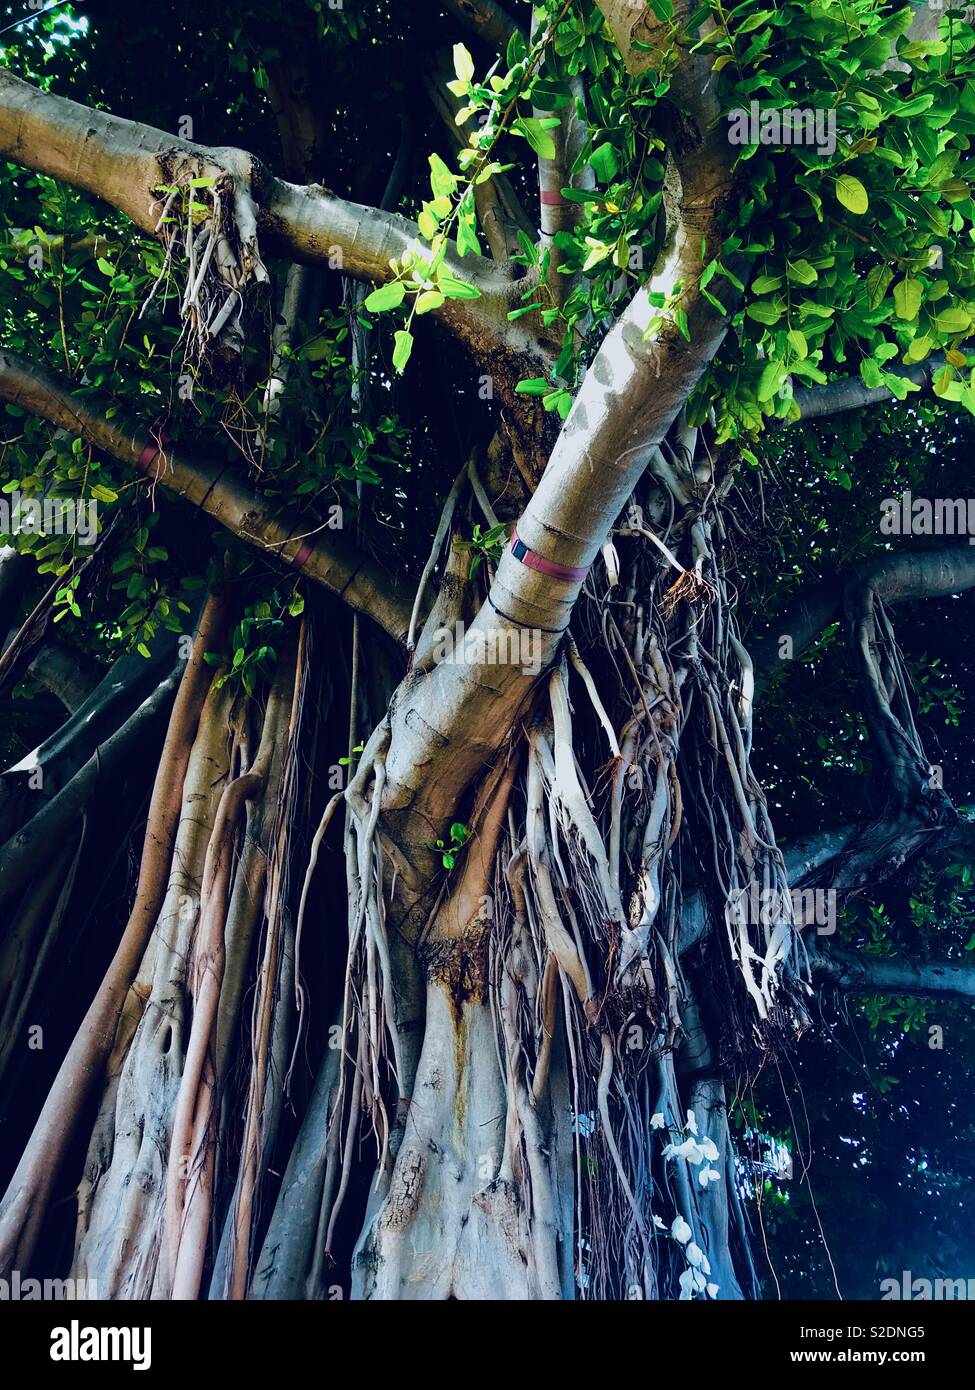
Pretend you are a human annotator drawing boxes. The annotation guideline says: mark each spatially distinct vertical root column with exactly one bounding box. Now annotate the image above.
[352,953,569,1301]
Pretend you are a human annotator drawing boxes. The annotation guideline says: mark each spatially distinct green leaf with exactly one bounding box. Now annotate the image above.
[934,306,971,335]
[515,377,551,395]
[452,42,474,84]
[417,207,439,240]
[860,358,884,390]
[364,282,406,313]
[415,290,445,315]
[835,174,869,216]
[392,330,413,372]
[746,302,783,326]
[757,360,785,403]
[589,142,619,183]
[456,219,481,258]
[787,328,808,361]
[865,264,893,311]
[903,335,932,365]
[515,117,557,161]
[786,259,818,286]
[893,275,922,322]
[437,273,481,300]
[429,153,456,200]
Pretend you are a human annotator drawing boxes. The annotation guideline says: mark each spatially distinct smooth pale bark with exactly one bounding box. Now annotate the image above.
[381,64,740,846]
[774,359,943,425]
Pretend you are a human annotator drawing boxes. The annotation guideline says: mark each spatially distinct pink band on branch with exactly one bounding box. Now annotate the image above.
[291,541,313,571]
[137,431,169,474]
[540,190,570,206]
[510,529,589,583]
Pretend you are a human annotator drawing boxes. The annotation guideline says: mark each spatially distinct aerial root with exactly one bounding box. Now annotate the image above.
[145,155,269,373]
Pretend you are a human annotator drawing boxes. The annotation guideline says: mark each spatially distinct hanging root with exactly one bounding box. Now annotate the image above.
[144,153,269,375]
[297,466,813,1300]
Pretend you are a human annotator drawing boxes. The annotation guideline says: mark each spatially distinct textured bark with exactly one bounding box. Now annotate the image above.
[72,677,236,1297]
[353,974,573,1299]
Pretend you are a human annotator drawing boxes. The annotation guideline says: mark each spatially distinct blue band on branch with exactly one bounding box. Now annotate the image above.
[487,595,568,635]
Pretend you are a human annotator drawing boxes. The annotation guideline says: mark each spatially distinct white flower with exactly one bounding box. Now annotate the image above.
[652,1214,666,1230]
[671,1215,692,1245]
[686,1244,712,1276]
[699,1137,720,1163]
[678,1268,695,1300]
[685,1108,699,1136]
[698,1165,722,1187]
[664,1137,704,1165]
[707,1283,719,1299]
[692,1267,707,1292]
[651,1112,666,1130]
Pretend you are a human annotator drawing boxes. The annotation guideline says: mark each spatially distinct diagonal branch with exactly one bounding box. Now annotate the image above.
[0,351,413,642]
[379,12,743,839]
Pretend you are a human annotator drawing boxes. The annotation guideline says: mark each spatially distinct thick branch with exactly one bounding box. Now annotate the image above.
[752,545,975,698]
[812,947,975,1003]
[0,70,525,360]
[777,359,944,425]
[0,351,413,642]
[380,20,740,842]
